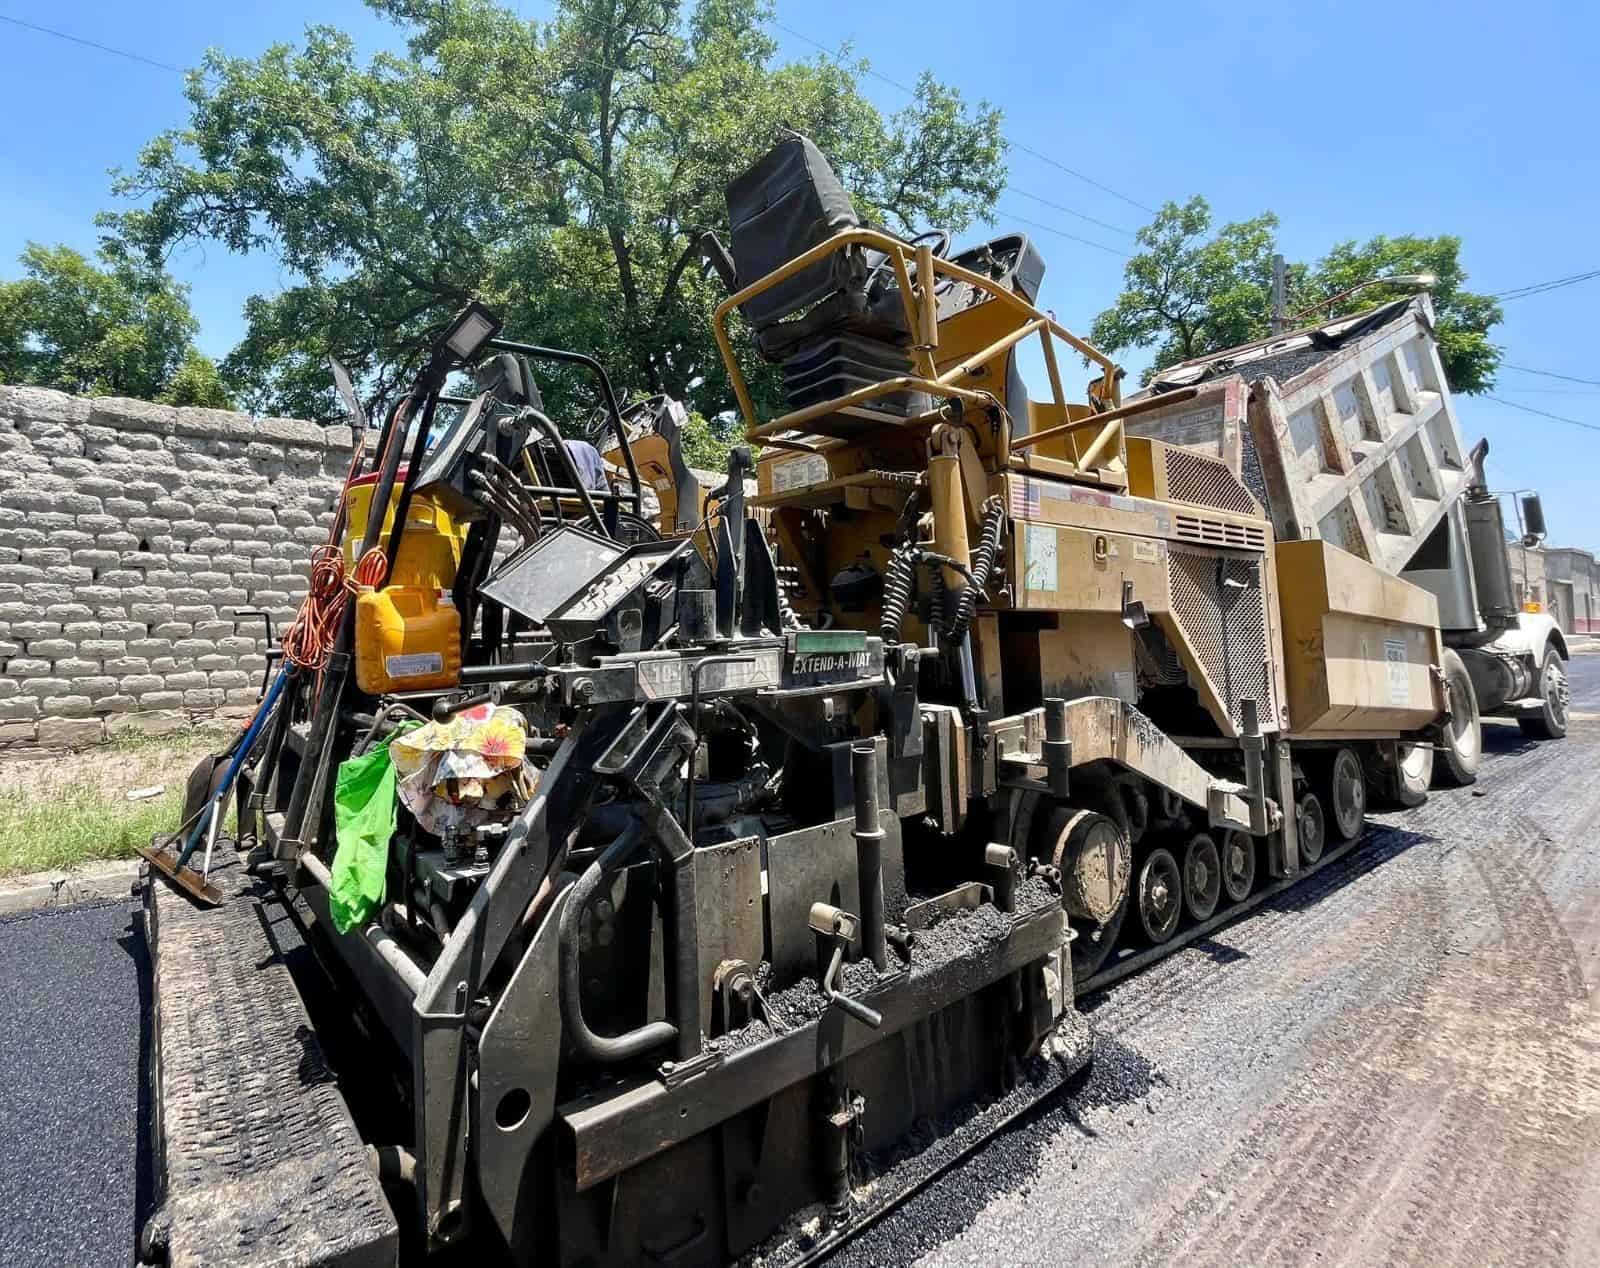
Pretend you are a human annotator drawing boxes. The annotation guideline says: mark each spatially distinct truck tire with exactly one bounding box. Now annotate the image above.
[1365,741,1432,810]
[1518,647,1569,740]
[1434,648,1482,786]
[1391,741,1433,807]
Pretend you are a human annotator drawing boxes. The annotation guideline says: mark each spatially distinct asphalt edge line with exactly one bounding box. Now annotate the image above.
[0,858,144,917]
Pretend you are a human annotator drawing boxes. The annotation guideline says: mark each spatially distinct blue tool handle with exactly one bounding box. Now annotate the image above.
[176,668,291,868]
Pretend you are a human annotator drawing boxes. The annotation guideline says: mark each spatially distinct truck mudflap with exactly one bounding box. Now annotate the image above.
[140,854,397,1268]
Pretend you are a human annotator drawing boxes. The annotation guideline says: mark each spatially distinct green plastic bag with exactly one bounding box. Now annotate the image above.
[328,729,414,935]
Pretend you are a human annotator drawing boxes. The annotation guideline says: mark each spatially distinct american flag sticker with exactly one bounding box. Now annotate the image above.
[1010,479,1041,518]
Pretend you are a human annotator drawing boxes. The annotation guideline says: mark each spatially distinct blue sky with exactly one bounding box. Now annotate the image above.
[1,0,1597,547]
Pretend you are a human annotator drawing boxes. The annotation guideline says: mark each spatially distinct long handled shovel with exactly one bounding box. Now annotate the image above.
[138,668,291,907]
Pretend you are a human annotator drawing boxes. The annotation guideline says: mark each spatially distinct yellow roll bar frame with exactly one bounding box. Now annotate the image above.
[711,228,1123,449]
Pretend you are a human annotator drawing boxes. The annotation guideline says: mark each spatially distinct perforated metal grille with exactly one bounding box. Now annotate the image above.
[1164,445,1261,516]
[1167,546,1272,730]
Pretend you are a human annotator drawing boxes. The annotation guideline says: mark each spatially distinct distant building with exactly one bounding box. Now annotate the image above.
[1544,546,1598,634]
[1507,544,1598,634]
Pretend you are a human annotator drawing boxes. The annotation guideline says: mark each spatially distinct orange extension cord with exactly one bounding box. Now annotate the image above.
[280,402,405,672]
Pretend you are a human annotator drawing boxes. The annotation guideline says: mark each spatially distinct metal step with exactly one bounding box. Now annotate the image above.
[141,854,398,1268]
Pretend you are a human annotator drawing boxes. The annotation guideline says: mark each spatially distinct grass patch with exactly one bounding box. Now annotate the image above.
[0,724,245,880]
[0,781,186,878]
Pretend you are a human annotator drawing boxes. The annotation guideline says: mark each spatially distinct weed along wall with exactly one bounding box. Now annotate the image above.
[0,386,353,750]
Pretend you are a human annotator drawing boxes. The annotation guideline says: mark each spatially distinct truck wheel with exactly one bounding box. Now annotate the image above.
[1317,747,1367,842]
[1518,647,1569,740]
[1296,792,1326,866]
[1435,648,1482,786]
[1368,741,1433,809]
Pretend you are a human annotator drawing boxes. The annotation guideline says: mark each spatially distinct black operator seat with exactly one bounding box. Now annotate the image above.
[727,134,929,422]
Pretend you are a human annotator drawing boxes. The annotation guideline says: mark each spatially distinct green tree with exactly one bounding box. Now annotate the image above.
[161,346,235,408]
[1090,198,1502,394]
[0,242,228,401]
[103,0,1006,427]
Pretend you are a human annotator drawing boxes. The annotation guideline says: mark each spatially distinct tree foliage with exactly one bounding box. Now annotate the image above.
[103,0,1005,426]
[1090,197,1502,394]
[0,242,230,404]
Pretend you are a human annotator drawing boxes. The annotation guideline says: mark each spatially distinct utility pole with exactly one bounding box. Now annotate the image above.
[1270,253,1289,335]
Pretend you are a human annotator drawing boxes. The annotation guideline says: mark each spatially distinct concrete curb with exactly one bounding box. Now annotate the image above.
[0,859,143,917]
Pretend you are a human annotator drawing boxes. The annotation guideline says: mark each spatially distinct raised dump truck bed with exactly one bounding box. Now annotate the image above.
[1126,296,1571,736]
[1127,297,1471,576]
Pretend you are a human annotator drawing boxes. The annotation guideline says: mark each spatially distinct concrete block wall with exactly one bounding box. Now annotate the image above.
[0,385,354,750]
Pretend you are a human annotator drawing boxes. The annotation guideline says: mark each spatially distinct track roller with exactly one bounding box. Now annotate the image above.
[1181,832,1222,922]
[1316,747,1367,843]
[1036,805,1132,980]
[1219,829,1256,904]
[1135,848,1182,945]
[1296,791,1326,866]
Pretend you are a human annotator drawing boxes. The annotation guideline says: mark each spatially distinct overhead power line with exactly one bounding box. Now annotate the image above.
[1502,363,1600,387]
[1483,394,1600,436]
[1492,269,1600,301]
[769,17,1154,224]
[997,209,1131,260]
[4,8,1148,266]
[0,13,184,73]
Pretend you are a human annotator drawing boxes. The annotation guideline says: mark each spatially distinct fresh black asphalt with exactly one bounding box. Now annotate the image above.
[0,898,150,1268]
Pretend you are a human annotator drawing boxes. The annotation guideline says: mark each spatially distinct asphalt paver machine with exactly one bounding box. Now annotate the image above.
[140,134,1461,1268]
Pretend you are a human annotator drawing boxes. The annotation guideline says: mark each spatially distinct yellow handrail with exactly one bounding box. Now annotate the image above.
[711,227,1122,443]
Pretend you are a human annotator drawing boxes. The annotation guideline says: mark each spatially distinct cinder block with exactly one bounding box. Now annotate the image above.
[78,640,128,658]
[25,638,75,659]
[21,677,71,700]
[13,623,64,641]
[77,676,118,700]
[167,670,209,691]
[138,691,184,710]
[0,697,40,721]
[42,695,94,717]
[54,658,102,678]
[109,709,186,737]
[35,716,104,748]
[183,687,224,710]
[95,694,136,714]
[7,657,51,677]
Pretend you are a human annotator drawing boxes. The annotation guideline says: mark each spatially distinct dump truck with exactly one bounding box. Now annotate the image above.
[140,135,1471,1268]
[1124,296,1571,764]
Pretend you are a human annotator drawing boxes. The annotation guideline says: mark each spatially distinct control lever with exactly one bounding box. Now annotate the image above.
[432,685,501,722]
[809,903,883,1029]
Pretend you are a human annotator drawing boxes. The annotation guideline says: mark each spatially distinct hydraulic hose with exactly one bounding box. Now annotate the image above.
[878,496,1005,645]
[880,542,918,643]
[558,822,679,1063]
[944,495,1005,644]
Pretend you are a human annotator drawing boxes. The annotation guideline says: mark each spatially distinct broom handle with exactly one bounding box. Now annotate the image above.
[175,668,291,871]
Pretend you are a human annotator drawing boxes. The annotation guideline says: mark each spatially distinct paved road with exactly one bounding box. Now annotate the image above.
[0,898,149,1268]
[844,651,1600,1268]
